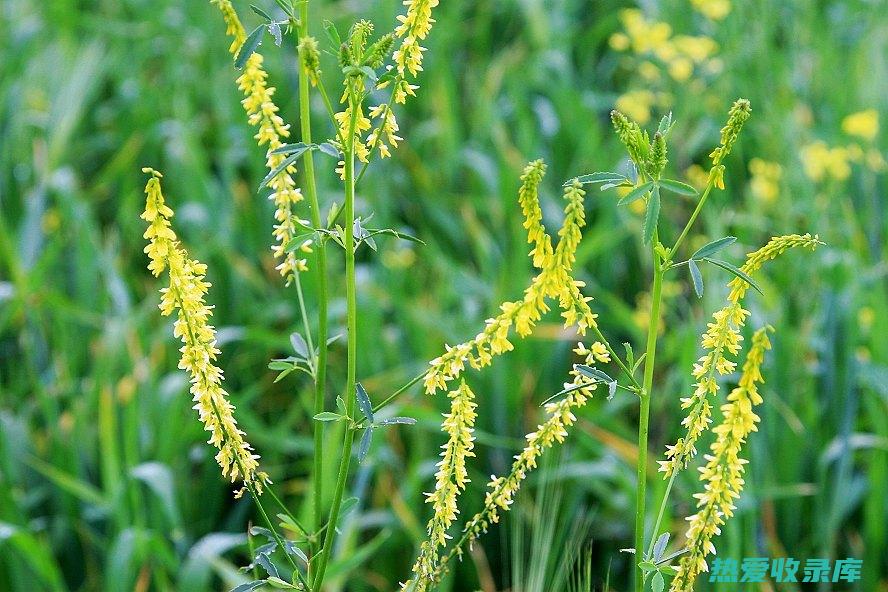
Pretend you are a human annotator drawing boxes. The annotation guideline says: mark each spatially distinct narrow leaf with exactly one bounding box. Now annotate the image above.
[355,383,373,422]
[235,25,265,69]
[231,582,266,592]
[688,259,704,298]
[702,257,763,295]
[657,112,674,137]
[642,185,660,245]
[575,365,613,384]
[270,142,313,156]
[357,428,373,463]
[250,4,273,21]
[259,152,301,189]
[691,236,737,260]
[652,532,670,562]
[317,142,341,158]
[567,172,627,186]
[255,553,280,579]
[617,181,653,206]
[607,380,617,400]
[290,333,309,358]
[268,22,282,47]
[660,178,697,196]
[313,412,342,422]
[377,417,417,426]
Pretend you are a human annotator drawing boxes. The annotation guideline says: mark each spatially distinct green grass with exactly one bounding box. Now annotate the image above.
[1,0,886,590]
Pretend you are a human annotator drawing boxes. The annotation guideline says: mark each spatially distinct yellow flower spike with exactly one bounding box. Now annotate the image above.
[422,162,598,395]
[661,234,821,476]
[404,381,477,591]
[211,0,306,283]
[393,0,439,79]
[417,359,601,585]
[670,327,773,592]
[141,170,267,496]
[517,159,551,269]
[709,98,752,168]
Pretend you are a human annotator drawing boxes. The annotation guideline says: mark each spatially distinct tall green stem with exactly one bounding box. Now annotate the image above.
[635,237,665,592]
[311,78,359,592]
[296,2,330,540]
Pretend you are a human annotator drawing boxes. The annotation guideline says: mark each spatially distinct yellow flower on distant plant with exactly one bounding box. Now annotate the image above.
[841,109,879,141]
[748,158,782,203]
[690,0,732,21]
[616,90,656,125]
[800,141,852,182]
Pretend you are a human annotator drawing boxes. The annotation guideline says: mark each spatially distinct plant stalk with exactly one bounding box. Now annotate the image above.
[311,78,360,592]
[635,237,665,592]
[296,1,330,542]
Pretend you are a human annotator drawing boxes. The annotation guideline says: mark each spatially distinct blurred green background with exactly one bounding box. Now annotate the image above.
[1,0,886,590]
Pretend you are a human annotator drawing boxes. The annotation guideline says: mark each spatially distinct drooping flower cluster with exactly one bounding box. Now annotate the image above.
[211,0,309,281]
[660,302,748,476]
[404,381,477,591]
[670,327,772,592]
[661,233,821,476]
[141,169,267,496]
[422,163,597,395]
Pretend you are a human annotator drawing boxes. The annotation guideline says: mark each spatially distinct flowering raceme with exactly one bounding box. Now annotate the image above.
[211,0,308,281]
[671,327,773,592]
[141,169,267,496]
[422,162,597,395]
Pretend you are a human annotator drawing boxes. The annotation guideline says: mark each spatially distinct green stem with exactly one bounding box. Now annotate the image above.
[667,176,716,260]
[371,370,426,414]
[311,77,360,592]
[635,237,664,592]
[591,324,641,390]
[647,470,677,560]
[296,2,331,540]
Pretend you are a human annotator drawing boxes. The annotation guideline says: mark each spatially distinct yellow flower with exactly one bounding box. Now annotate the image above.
[726,234,822,303]
[423,165,597,395]
[748,158,782,203]
[141,169,267,496]
[841,109,879,141]
[393,0,439,78]
[690,0,732,21]
[670,327,772,592]
[609,32,631,51]
[210,0,306,282]
[405,381,477,591]
[668,57,694,82]
[800,141,852,182]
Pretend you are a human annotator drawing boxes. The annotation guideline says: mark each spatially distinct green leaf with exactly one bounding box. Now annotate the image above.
[268,21,282,47]
[691,236,736,260]
[651,571,665,592]
[259,152,302,189]
[235,25,266,69]
[364,228,425,245]
[323,20,341,48]
[567,172,628,186]
[659,178,697,196]
[657,112,674,137]
[317,142,341,158]
[623,342,635,368]
[250,4,273,21]
[270,142,314,156]
[701,257,764,295]
[658,565,679,576]
[688,259,704,298]
[652,532,670,562]
[638,561,658,573]
[231,582,266,592]
[632,352,647,375]
[266,577,298,589]
[658,547,689,563]
[313,412,342,422]
[340,496,360,517]
[268,360,292,371]
[575,365,613,384]
[359,66,378,81]
[273,0,294,17]
[642,185,660,245]
[376,417,417,426]
[357,427,373,463]
[273,367,297,383]
[290,332,309,358]
[255,553,280,579]
[617,181,653,206]
[607,380,617,400]
[355,383,373,422]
